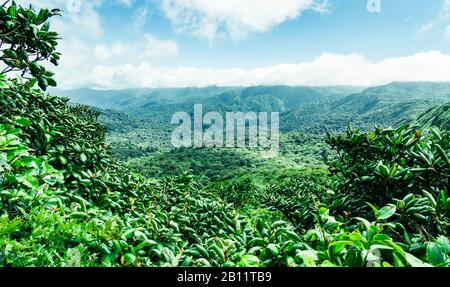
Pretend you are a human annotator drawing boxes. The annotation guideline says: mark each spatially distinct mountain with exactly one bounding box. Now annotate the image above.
[416,102,450,130]
[56,85,361,137]
[361,82,450,99]
[282,82,450,133]
[52,86,235,110]
[54,85,361,112]
[57,82,450,137]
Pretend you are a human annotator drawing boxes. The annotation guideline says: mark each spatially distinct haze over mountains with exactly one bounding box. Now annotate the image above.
[54,85,364,111]
[55,82,450,135]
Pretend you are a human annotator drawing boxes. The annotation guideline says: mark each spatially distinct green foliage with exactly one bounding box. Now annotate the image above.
[417,103,450,131]
[0,1,61,90]
[1,89,449,266]
[0,1,449,268]
[207,178,259,208]
[325,125,449,237]
[260,169,333,232]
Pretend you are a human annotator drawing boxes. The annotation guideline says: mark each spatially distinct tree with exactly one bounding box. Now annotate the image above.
[0,0,61,90]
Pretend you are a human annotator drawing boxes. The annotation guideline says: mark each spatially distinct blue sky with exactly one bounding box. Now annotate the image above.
[17,0,450,88]
[96,0,450,67]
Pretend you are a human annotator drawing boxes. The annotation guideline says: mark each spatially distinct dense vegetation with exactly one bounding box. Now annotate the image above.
[57,79,450,184]
[1,2,449,267]
[417,103,450,131]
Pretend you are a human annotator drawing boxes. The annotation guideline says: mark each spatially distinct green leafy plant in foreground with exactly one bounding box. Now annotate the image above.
[326,125,449,237]
[0,1,61,90]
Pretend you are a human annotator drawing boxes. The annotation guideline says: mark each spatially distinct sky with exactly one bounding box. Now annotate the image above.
[15,0,450,89]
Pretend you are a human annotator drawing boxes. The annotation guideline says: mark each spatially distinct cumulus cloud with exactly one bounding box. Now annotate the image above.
[54,33,179,89]
[93,35,178,62]
[11,1,450,90]
[161,0,329,41]
[13,0,180,87]
[53,50,450,89]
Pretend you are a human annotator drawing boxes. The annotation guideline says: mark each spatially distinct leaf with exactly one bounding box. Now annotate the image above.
[4,50,17,59]
[69,212,89,220]
[122,253,136,266]
[426,242,447,266]
[8,5,16,17]
[238,255,260,267]
[64,249,81,267]
[377,162,390,177]
[320,260,338,267]
[378,204,396,221]
[435,144,449,166]
[21,176,39,190]
[354,217,371,230]
[0,80,10,89]
[211,244,225,262]
[13,117,31,127]
[79,153,87,163]
[47,77,57,87]
[422,190,437,207]
[38,77,48,90]
[41,22,50,32]
[59,156,67,165]
[266,244,279,257]
[405,253,432,267]
[366,202,379,218]
[271,220,286,228]
[436,236,450,254]
[297,250,318,267]
[195,244,209,259]
[329,240,353,254]
[29,62,42,73]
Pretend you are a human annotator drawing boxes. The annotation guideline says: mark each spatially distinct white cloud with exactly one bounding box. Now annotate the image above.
[117,0,134,7]
[418,0,450,37]
[54,33,179,89]
[133,6,152,30]
[444,0,450,17]
[11,1,450,90]
[144,34,179,58]
[92,35,178,62]
[418,22,434,34]
[161,0,328,41]
[53,50,450,89]
[13,0,179,87]
[16,0,104,40]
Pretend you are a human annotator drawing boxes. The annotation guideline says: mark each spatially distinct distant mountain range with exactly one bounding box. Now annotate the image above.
[53,85,363,111]
[54,82,450,135]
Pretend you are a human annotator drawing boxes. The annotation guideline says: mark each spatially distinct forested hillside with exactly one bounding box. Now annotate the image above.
[417,103,450,131]
[1,2,449,268]
[57,81,450,184]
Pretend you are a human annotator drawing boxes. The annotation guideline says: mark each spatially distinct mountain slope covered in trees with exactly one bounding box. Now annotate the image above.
[417,103,450,131]
[57,81,450,183]
[58,81,450,135]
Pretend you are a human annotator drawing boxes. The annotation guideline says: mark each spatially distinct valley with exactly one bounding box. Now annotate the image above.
[55,82,450,187]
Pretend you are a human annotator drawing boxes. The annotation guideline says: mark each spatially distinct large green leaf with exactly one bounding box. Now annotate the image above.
[378,204,396,221]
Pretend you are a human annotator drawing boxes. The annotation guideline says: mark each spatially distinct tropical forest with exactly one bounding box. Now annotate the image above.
[0,1,449,268]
